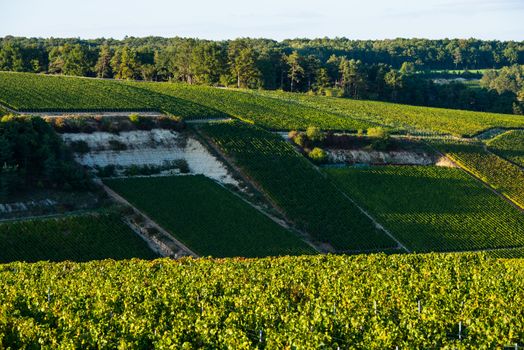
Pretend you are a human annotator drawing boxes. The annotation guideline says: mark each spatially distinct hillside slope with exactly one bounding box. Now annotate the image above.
[1,253,523,348]
[1,72,524,135]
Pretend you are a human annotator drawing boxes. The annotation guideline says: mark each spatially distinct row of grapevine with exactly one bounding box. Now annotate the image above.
[327,166,524,253]
[434,140,524,208]
[0,72,226,119]
[201,121,398,252]
[0,253,523,348]
[0,212,157,263]
[3,72,524,136]
[249,89,524,136]
[104,175,315,257]
[486,129,524,167]
[132,81,372,131]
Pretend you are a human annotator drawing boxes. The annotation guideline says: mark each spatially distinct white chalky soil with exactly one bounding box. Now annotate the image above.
[62,130,238,185]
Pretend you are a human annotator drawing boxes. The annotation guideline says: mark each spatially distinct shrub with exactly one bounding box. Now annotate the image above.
[52,117,67,132]
[96,165,116,178]
[70,140,90,154]
[174,159,190,174]
[293,133,306,147]
[367,127,389,139]
[306,126,326,143]
[99,118,113,132]
[108,140,127,151]
[157,116,182,130]
[308,147,327,163]
[367,127,391,151]
[287,130,299,140]
[129,113,140,124]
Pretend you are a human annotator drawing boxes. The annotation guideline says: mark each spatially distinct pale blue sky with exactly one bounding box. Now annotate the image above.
[2,0,523,40]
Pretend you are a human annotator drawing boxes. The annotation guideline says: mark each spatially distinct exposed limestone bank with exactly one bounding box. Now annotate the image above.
[61,129,238,186]
[326,149,456,167]
[0,199,57,215]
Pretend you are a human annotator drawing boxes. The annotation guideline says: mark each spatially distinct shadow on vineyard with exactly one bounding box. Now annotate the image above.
[1,3,524,347]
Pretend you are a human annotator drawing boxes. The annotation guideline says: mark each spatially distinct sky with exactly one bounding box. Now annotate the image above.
[1,0,523,41]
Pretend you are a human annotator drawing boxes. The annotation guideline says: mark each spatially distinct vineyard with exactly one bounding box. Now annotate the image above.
[327,166,524,253]
[0,212,157,263]
[201,121,398,252]
[249,89,524,136]
[2,72,524,135]
[0,72,226,119]
[435,141,524,208]
[104,175,315,257]
[131,81,372,130]
[1,253,523,348]
[487,129,524,167]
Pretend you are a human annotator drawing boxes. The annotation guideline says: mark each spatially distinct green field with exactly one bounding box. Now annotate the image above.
[248,89,524,136]
[327,166,524,253]
[201,121,398,252]
[0,72,226,119]
[0,212,157,263]
[487,129,524,167]
[2,72,524,135]
[129,81,372,130]
[105,175,315,257]
[1,253,523,348]
[436,141,524,208]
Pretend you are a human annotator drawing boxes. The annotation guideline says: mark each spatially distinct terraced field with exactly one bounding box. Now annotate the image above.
[0,212,157,263]
[105,175,315,257]
[327,166,524,253]
[487,129,524,167]
[435,141,524,208]
[201,121,398,252]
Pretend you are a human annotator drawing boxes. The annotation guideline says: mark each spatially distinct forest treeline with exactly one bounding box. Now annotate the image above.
[1,36,523,114]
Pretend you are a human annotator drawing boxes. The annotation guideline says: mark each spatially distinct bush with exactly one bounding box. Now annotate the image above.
[157,116,183,130]
[367,127,391,151]
[306,126,326,143]
[308,147,327,163]
[129,114,154,130]
[173,159,190,174]
[367,127,389,139]
[292,133,306,147]
[129,113,140,124]
[0,116,92,195]
[70,140,90,154]
[96,165,116,178]
[287,130,299,140]
[108,140,127,151]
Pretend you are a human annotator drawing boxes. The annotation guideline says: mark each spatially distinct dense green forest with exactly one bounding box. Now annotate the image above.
[1,36,523,114]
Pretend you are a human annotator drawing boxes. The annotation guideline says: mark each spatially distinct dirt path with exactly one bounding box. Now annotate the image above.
[98,180,198,258]
[186,118,233,124]
[0,102,164,117]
